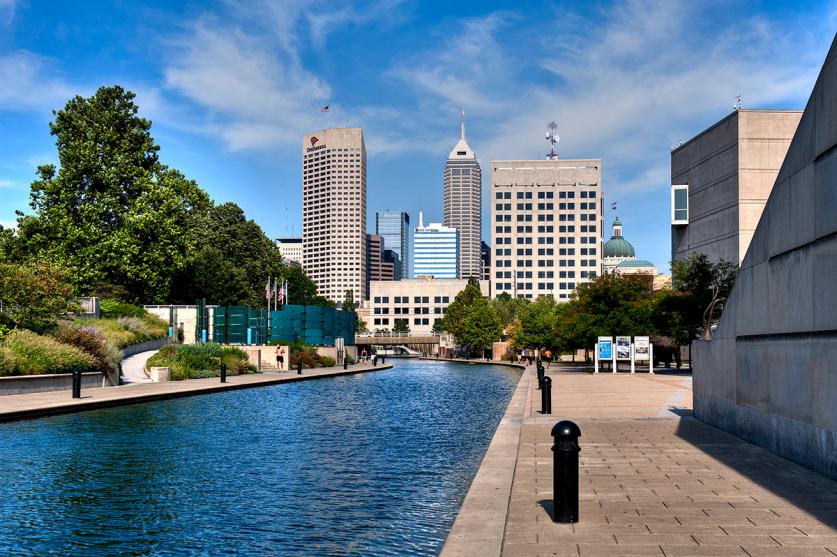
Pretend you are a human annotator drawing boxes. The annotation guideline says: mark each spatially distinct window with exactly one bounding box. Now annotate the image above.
[672,184,689,224]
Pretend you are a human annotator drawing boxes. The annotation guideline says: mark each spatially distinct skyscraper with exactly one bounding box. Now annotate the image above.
[490,159,603,300]
[301,128,366,304]
[414,212,458,279]
[375,210,410,279]
[444,112,482,279]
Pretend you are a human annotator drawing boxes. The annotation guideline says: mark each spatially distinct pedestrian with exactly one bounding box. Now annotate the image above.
[544,349,553,368]
[275,345,285,371]
[361,348,368,363]
[372,353,378,366]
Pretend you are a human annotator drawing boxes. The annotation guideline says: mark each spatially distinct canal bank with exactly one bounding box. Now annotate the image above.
[0,363,393,423]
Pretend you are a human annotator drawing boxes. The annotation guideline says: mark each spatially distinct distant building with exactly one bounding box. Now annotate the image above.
[375,210,410,280]
[368,277,489,334]
[490,159,603,300]
[276,237,303,266]
[302,127,367,304]
[365,234,394,299]
[444,112,482,279]
[602,217,656,276]
[671,109,802,265]
[413,212,458,279]
[480,240,491,282]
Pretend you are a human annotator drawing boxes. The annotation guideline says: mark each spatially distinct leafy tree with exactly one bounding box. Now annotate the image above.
[14,86,209,303]
[355,318,368,334]
[491,291,530,329]
[0,262,76,329]
[442,281,485,340]
[513,296,558,349]
[459,303,503,351]
[431,318,444,335]
[393,318,410,334]
[342,290,356,312]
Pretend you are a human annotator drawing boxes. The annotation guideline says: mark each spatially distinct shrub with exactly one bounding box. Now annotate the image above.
[0,330,98,376]
[99,299,146,318]
[52,324,117,371]
[146,343,254,381]
[67,315,167,349]
[321,356,335,367]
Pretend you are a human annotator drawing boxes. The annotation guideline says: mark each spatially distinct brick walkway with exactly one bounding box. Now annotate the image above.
[443,365,837,556]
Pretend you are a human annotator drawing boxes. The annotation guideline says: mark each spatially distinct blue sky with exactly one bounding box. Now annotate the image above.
[0,0,835,273]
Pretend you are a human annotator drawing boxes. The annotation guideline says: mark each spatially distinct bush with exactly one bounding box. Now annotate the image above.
[0,330,98,376]
[99,299,146,318]
[52,324,118,372]
[69,315,167,349]
[146,343,255,381]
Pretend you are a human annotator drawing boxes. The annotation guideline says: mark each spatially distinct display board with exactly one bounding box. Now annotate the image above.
[616,336,631,360]
[597,336,613,360]
[634,336,650,361]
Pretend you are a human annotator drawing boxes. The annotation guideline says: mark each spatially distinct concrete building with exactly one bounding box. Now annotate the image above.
[671,109,802,265]
[603,217,656,276]
[490,159,603,300]
[375,210,410,280]
[414,213,458,279]
[366,233,394,299]
[302,128,366,304]
[480,240,491,282]
[444,113,482,279]
[276,237,303,266]
[368,277,489,334]
[692,35,837,480]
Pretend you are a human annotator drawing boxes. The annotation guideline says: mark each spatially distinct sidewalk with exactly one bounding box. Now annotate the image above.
[443,365,837,556]
[0,363,392,423]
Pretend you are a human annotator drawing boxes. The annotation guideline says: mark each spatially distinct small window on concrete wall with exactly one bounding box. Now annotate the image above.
[671,185,689,225]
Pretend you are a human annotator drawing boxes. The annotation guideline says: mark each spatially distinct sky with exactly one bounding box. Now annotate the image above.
[0,0,835,273]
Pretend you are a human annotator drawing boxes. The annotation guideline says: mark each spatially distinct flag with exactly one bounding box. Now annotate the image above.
[264,277,271,302]
[321,105,329,112]
[611,201,617,210]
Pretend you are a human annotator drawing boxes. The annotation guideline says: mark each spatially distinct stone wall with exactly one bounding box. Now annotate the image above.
[693,34,837,480]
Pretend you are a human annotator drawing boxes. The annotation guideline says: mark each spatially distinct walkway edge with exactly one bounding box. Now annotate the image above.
[0,364,393,423]
[440,365,531,557]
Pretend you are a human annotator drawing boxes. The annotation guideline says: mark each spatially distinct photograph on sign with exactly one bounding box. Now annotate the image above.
[616,336,631,360]
[597,336,613,360]
[634,336,650,361]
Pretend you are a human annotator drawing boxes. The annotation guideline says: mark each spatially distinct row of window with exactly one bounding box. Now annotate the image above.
[494,191,597,200]
[372,295,451,304]
[495,202,597,211]
[374,307,447,315]
[373,318,435,326]
[494,225,598,234]
[495,213,598,222]
[495,282,577,291]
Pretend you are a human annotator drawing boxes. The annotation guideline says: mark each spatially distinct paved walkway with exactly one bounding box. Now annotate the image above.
[0,363,392,422]
[120,349,158,384]
[443,365,837,557]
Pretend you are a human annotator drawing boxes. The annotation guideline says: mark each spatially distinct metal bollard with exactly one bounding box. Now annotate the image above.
[551,420,581,523]
[381,355,385,364]
[72,369,81,399]
[541,376,552,414]
[537,365,545,390]
[297,358,302,375]
[344,356,348,370]
[220,363,227,383]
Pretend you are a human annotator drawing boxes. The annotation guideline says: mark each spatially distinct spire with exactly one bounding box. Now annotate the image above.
[419,211,424,228]
[460,108,465,141]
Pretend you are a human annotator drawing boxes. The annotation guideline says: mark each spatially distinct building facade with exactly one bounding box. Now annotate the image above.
[444,114,482,279]
[367,278,490,334]
[490,159,603,300]
[375,210,410,279]
[276,237,303,266]
[302,128,367,304]
[671,109,802,265]
[413,213,458,279]
[602,217,656,276]
[366,234,394,299]
[480,240,491,282]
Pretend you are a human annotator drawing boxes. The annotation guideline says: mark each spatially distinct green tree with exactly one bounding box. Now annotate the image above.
[14,86,210,303]
[442,281,485,340]
[491,291,530,329]
[459,303,503,351]
[355,318,368,334]
[0,262,76,329]
[393,318,410,334]
[342,290,356,312]
[431,318,444,335]
[513,296,558,349]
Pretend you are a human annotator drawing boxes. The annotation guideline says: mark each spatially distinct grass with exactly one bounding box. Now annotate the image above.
[146,343,256,381]
[0,330,98,376]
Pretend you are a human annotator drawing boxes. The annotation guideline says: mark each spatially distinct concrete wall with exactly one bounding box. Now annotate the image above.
[693,35,837,480]
[0,372,104,396]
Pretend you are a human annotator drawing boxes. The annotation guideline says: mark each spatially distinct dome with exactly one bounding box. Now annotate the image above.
[603,237,635,258]
[617,259,654,268]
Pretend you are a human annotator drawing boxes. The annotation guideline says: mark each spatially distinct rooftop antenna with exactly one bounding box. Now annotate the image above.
[733,95,743,111]
[460,108,466,140]
[545,121,559,160]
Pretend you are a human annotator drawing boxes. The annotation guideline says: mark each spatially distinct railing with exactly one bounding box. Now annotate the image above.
[357,331,440,339]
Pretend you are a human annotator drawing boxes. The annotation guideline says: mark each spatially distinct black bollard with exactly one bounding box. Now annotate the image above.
[541,375,552,414]
[72,368,81,399]
[220,363,227,383]
[297,358,302,375]
[537,365,545,390]
[381,355,385,364]
[551,420,581,523]
[344,356,348,370]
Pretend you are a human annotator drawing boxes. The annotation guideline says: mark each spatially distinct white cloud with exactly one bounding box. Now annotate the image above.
[0,178,19,188]
[0,0,15,25]
[0,51,79,113]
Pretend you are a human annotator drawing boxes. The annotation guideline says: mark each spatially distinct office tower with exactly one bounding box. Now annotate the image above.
[671,109,802,265]
[275,237,303,266]
[414,212,458,279]
[480,240,491,282]
[375,210,410,279]
[301,128,366,304]
[490,159,603,300]
[365,234,394,299]
[444,112,482,279]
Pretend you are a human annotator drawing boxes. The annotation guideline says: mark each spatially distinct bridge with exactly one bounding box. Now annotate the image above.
[355,332,440,346]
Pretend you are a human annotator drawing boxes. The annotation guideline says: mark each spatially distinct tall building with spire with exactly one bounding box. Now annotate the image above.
[444,112,482,279]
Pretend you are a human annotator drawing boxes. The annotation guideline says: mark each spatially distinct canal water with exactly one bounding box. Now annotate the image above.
[0,360,520,556]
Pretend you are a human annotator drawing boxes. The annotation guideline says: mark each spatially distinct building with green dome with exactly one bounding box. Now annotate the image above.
[603,217,656,276]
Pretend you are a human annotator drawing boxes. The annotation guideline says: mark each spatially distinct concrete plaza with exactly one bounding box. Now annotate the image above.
[443,365,837,556]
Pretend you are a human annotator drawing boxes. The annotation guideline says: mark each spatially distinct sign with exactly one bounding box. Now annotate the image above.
[597,336,613,360]
[634,336,650,361]
[616,336,631,360]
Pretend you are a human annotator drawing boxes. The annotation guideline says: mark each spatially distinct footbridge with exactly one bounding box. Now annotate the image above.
[355,332,440,346]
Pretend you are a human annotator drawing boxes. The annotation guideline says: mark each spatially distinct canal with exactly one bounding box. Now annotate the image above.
[0,360,521,556]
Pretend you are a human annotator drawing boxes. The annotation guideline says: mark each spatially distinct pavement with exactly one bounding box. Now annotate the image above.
[0,362,392,423]
[442,365,837,557]
[120,349,158,384]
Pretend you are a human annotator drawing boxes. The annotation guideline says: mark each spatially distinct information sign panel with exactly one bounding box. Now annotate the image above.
[634,336,650,361]
[616,336,632,360]
[597,336,613,360]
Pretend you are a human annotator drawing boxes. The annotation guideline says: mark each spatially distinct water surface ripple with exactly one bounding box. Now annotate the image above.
[0,360,520,556]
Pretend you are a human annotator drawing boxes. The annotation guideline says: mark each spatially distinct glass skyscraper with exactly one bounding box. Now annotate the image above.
[444,113,482,279]
[413,212,458,279]
[375,210,410,279]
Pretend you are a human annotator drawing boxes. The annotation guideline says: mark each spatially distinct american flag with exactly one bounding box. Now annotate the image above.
[321,105,329,113]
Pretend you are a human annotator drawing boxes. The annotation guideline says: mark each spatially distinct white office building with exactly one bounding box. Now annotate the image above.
[413,212,458,279]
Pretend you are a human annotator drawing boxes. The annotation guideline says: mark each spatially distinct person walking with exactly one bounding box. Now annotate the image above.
[275,346,285,371]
